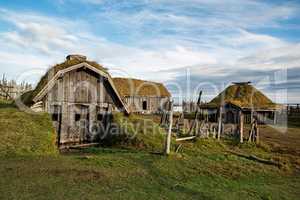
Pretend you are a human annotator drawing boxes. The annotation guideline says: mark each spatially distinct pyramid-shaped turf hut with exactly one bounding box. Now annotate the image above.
[208,82,278,110]
[203,82,280,124]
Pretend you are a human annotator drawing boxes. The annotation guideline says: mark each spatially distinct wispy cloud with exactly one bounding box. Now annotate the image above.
[0,0,299,102]
[93,0,299,35]
[0,9,220,78]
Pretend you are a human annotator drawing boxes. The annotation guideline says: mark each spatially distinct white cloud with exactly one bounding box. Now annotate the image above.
[0,1,299,102]
[94,0,298,34]
[224,30,287,49]
[55,0,103,5]
[237,43,300,70]
[0,9,81,55]
[82,0,103,4]
[0,9,218,81]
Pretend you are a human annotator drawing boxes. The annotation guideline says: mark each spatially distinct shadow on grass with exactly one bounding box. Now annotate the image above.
[0,102,16,109]
[61,146,163,157]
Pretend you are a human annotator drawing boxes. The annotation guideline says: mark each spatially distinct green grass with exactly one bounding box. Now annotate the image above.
[0,142,299,200]
[108,113,174,153]
[0,100,57,156]
[0,100,299,200]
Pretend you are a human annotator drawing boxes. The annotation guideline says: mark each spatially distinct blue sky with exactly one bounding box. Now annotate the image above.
[0,0,300,103]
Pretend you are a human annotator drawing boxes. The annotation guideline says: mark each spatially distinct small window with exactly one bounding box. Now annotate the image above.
[52,114,59,121]
[75,114,81,122]
[142,101,147,110]
[97,114,103,121]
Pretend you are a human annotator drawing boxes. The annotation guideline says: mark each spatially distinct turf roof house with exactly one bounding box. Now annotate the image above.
[201,82,280,124]
[30,55,130,144]
[113,78,171,114]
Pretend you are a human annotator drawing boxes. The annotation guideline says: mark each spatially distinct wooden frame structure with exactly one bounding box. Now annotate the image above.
[30,56,131,146]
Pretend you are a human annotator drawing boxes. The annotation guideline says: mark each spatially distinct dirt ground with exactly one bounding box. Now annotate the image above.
[255,125,300,156]
[141,113,300,164]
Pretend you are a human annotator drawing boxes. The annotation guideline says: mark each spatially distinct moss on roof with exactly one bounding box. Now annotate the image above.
[30,57,170,104]
[207,83,278,110]
[32,58,107,100]
[113,78,171,98]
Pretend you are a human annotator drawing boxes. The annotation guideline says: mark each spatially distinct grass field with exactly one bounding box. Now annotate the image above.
[0,101,300,200]
[1,142,299,200]
[0,101,57,156]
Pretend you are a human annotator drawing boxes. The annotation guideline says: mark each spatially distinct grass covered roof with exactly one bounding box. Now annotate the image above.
[31,57,107,100]
[113,78,171,98]
[207,83,278,110]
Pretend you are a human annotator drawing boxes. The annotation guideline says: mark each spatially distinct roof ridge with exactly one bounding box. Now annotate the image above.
[112,77,171,97]
[31,59,107,101]
[113,77,164,85]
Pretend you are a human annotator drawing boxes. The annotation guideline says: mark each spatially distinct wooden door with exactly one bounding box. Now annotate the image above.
[50,105,62,146]
[74,105,90,143]
[81,106,90,142]
[96,106,108,140]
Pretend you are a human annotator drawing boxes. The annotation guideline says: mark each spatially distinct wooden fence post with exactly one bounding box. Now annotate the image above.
[213,127,216,138]
[187,91,202,135]
[255,121,259,144]
[239,110,244,143]
[250,109,254,124]
[217,106,223,140]
[165,101,173,155]
[248,122,254,143]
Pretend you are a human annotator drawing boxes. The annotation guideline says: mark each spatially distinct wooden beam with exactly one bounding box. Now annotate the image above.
[250,109,254,123]
[176,136,197,141]
[61,142,99,149]
[57,106,62,147]
[188,91,202,135]
[217,106,223,140]
[165,101,173,155]
[255,124,259,144]
[239,110,244,143]
[248,121,255,143]
[175,144,183,153]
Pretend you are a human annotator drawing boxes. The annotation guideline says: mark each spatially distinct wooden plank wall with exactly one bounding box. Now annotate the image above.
[44,68,118,144]
[47,69,114,105]
[124,96,169,113]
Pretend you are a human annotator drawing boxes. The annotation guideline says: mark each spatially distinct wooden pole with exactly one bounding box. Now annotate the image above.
[255,121,259,144]
[176,136,196,141]
[175,112,184,133]
[195,120,199,135]
[213,127,216,138]
[248,121,254,142]
[217,106,223,140]
[239,110,244,143]
[188,91,202,135]
[165,101,173,155]
[160,103,169,127]
[160,111,165,126]
[57,106,62,148]
[250,109,254,124]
